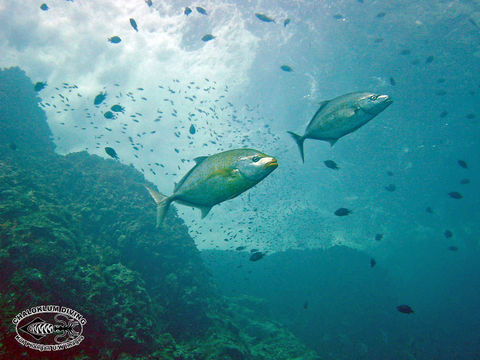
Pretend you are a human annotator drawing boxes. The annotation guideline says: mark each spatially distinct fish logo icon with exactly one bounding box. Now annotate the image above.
[13,305,86,351]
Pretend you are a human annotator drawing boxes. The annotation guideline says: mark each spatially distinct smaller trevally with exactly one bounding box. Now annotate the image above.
[288,92,392,162]
[146,149,278,227]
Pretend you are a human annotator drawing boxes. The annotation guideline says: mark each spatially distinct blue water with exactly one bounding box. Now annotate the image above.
[1,0,479,359]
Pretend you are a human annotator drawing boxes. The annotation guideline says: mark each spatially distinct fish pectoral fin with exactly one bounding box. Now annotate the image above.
[206,168,237,181]
[200,206,212,219]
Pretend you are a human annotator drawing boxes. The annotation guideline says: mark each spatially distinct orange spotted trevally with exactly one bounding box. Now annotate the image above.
[146,149,278,227]
[288,92,393,162]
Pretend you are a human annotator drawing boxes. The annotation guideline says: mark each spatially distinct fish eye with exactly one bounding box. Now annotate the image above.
[369,95,378,101]
[252,156,261,163]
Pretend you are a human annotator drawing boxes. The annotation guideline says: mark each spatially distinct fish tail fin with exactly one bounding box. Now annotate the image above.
[287,131,305,163]
[145,185,172,228]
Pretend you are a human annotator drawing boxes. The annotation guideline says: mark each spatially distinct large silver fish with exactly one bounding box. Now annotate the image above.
[146,148,278,227]
[288,92,393,162]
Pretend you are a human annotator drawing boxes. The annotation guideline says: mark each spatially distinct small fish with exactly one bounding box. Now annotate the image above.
[303,301,309,309]
[236,246,246,251]
[389,77,396,86]
[34,81,47,92]
[457,160,468,169]
[466,113,476,119]
[397,305,414,314]
[444,230,453,239]
[184,7,192,15]
[201,34,215,42]
[324,160,339,170]
[385,184,396,192]
[280,65,293,72]
[145,149,278,227]
[40,3,49,11]
[111,104,125,113]
[448,191,463,199]
[129,18,138,31]
[435,89,447,96]
[387,170,394,176]
[284,18,290,27]
[255,13,275,23]
[108,36,122,44]
[9,143,17,150]
[288,92,392,162]
[333,14,344,20]
[460,178,470,185]
[249,251,265,261]
[370,258,376,267]
[376,12,386,18]
[104,111,115,119]
[196,6,207,15]
[189,124,196,134]
[145,0,152,6]
[437,78,446,83]
[399,49,411,55]
[448,246,458,251]
[94,92,107,105]
[425,55,434,64]
[425,206,434,214]
[334,208,352,216]
[105,147,119,160]
[439,111,448,118]
[375,234,383,241]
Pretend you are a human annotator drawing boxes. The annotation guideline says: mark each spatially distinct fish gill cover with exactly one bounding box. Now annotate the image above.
[0,68,318,359]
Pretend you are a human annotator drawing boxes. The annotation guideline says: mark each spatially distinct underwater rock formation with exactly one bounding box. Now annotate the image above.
[0,67,318,359]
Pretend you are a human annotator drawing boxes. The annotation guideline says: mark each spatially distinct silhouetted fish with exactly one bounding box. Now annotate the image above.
[255,13,275,22]
[425,206,434,214]
[390,77,396,86]
[333,14,344,20]
[249,251,265,261]
[184,7,192,15]
[196,6,207,15]
[324,160,339,170]
[334,208,352,216]
[34,82,47,92]
[280,65,293,72]
[375,234,383,241]
[439,111,448,118]
[40,3,49,11]
[201,34,215,42]
[376,12,386,18]
[460,178,470,185]
[448,191,463,199]
[303,301,309,309]
[236,246,246,251]
[397,305,414,314]
[111,104,125,113]
[425,55,434,64]
[145,0,152,6]
[94,92,107,105]
[457,160,468,169]
[370,258,376,267]
[129,18,138,31]
[444,230,453,238]
[105,147,119,160]
[448,246,458,251]
[284,18,290,27]
[108,36,122,44]
[104,111,114,119]
[385,184,396,192]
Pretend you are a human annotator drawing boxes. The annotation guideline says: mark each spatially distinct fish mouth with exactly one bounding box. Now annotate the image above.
[266,158,278,168]
[379,95,393,105]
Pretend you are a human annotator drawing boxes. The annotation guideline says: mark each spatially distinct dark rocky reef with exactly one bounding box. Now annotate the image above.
[0,67,318,360]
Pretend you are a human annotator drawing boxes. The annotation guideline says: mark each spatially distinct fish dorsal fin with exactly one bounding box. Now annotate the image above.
[317,100,330,111]
[174,156,208,192]
[200,206,212,219]
[194,156,208,164]
[328,139,338,147]
[307,99,331,128]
